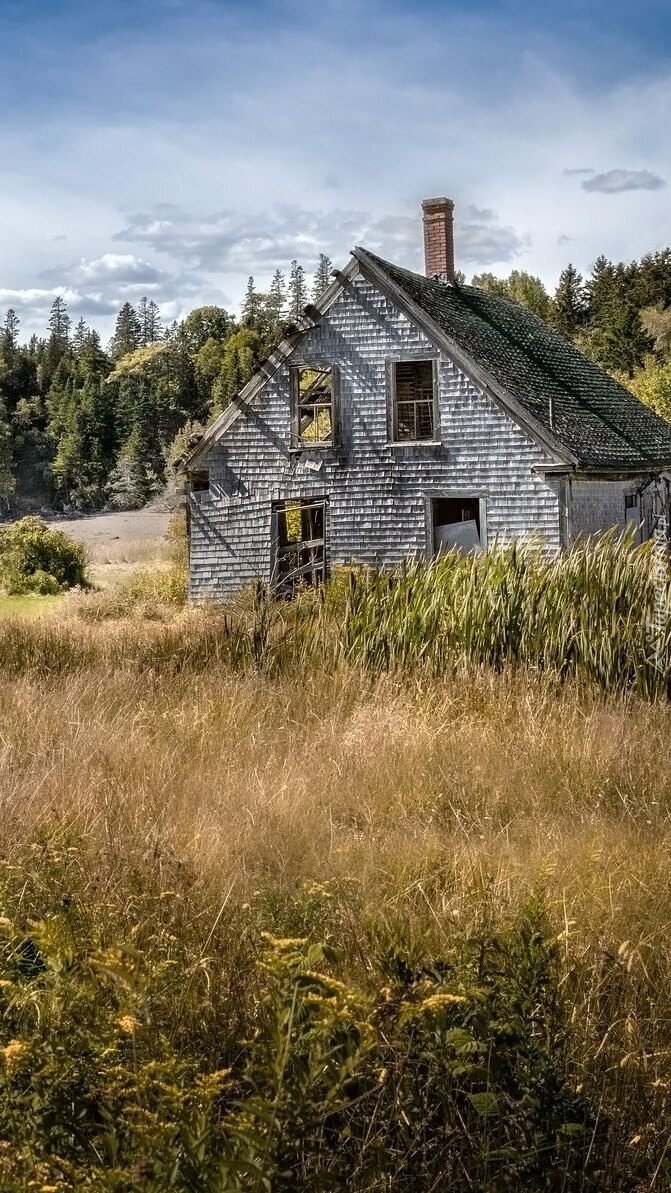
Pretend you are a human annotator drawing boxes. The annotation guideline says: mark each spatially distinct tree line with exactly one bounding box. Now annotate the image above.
[1,245,671,512]
[0,254,333,510]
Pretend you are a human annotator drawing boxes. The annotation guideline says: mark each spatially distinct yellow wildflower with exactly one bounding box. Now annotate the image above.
[117,1015,142,1035]
[2,1040,28,1069]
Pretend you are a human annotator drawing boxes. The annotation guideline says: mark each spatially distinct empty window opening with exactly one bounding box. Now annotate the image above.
[432,496,482,554]
[190,469,210,493]
[274,498,327,595]
[393,360,436,442]
[292,366,334,447]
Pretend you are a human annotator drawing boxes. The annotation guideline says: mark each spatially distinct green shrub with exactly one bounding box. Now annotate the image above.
[0,517,89,595]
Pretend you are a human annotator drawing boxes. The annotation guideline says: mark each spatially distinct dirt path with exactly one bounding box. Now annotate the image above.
[46,510,172,552]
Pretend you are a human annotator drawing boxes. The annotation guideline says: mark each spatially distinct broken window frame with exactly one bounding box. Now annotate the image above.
[272,497,328,596]
[425,492,487,557]
[388,358,440,444]
[290,364,338,450]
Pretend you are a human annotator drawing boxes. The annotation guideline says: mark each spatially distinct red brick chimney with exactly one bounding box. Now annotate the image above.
[422,197,455,282]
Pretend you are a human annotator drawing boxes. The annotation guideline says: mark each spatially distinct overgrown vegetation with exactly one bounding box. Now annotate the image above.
[0,515,89,594]
[29,533,668,700]
[0,661,671,1189]
[0,534,666,1188]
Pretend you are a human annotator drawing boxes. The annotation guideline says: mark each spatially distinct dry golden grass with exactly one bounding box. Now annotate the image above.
[3,655,671,969]
[2,628,671,1184]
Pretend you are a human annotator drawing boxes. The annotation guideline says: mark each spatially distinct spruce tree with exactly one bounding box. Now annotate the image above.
[241,277,262,329]
[265,269,287,335]
[137,297,162,346]
[109,303,142,361]
[311,254,332,301]
[1,309,20,359]
[288,260,307,320]
[551,265,586,340]
[72,317,89,353]
[48,295,71,347]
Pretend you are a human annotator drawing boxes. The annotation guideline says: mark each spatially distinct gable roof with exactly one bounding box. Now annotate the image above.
[354,248,671,471]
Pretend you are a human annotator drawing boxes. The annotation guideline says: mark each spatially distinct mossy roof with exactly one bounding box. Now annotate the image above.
[356,248,671,470]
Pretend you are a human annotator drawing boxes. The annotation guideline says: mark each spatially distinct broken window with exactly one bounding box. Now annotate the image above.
[291,365,336,447]
[190,469,210,492]
[392,360,436,442]
[431,496,483,554]
[274,498,327,595]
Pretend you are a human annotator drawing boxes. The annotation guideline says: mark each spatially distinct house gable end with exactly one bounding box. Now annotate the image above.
[184,258,361,469]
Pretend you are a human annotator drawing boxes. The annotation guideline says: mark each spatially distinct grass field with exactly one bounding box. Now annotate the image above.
[0,531,669,1189]
[0,592,64,617]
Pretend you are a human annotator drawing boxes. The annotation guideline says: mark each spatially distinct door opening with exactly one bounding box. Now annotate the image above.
[274,498,327,596]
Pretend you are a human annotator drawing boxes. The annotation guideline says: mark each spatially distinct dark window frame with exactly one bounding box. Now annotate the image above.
[290,363,339,450]
[388,357,440,444]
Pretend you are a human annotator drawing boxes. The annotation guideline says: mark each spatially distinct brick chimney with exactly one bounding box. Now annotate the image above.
[422,197,455,282]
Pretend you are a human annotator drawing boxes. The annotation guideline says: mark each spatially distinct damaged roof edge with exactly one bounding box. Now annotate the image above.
[182,257,361,470]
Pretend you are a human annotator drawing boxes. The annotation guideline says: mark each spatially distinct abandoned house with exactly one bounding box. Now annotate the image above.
[184,197,671,599]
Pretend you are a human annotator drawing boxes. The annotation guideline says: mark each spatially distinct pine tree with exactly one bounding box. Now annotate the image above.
[109,303,142,361]
[137,298,161,346]
[288,261,307,320]
[311,254,332,301]
[265,269,287,335]
[1,310,20,359]
[48,296,71,348]
[41,296,72,390]
[72,317,89,353]
[241,277,262,329]
[550,265,586,340]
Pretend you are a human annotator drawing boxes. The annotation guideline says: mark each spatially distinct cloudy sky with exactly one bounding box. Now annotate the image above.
[1,0,670,340]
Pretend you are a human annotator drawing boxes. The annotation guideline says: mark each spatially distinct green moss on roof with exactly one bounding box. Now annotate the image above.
[356,248,671,470]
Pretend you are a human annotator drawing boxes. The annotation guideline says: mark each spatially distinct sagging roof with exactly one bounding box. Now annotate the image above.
[354,248,671,471]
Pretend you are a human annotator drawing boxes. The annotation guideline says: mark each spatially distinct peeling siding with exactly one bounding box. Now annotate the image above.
[189,277,561,600]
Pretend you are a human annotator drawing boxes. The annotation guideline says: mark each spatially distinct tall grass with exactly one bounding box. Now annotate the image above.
[0,665,671,1187]
[0,535,669,1188]
[342,534,671,697]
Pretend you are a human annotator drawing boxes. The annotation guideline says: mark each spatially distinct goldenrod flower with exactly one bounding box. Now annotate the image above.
[2,1039,28,1069]
[117,1015,142,1035]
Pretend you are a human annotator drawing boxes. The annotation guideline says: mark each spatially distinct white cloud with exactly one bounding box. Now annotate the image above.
[0,1,670,337]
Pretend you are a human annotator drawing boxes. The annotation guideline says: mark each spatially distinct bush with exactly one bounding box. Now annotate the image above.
[0,517,89,595]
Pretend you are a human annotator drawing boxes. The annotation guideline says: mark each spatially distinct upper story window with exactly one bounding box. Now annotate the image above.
[291,365,337,448]
[391,359,438,443]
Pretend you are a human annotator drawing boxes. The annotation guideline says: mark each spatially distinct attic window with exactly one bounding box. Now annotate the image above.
[190,469,210,493]
[391,360,437,442]
[291,365,336,448]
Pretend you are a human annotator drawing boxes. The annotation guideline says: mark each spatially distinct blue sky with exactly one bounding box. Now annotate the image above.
[1,0,670,338]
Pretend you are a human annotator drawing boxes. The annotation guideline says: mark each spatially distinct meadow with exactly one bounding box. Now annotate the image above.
[0,532,669,1190]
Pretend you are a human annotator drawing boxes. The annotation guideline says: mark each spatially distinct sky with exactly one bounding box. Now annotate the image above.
[1,0,670,340]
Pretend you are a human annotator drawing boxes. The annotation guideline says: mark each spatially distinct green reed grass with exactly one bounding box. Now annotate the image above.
[342,534,671,697]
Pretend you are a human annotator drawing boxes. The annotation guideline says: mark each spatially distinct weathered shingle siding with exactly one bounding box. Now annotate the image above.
[567,476,647,540]
[189,276,561,599]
